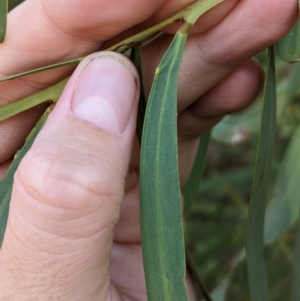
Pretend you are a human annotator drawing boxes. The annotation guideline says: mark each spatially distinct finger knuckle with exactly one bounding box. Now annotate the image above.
[16,146,120,215]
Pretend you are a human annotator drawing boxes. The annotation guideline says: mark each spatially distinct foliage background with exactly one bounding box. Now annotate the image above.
[186,51,300,301]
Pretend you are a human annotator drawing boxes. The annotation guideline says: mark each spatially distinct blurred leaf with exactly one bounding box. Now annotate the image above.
[0,107,51,245]
[246,47,276,301]
[212,100,262,144]
[183,130,211,214]
[199,251,246,301]
[0,0,7,43]
[277,62,300,120]
[276,21,300,63]
[282,62,300,104]
[264,123,300,244]
[130,44,146,143]
[211,278,230,301]
[212,60,300,145]
[198,168,253,196]
[0,77,68,121]
[140,26,190,301]
[199,277,231,301]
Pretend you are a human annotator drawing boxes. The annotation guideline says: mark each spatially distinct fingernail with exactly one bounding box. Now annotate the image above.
[72,53,138,134]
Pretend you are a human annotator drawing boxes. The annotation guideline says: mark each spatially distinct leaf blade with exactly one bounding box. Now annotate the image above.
[246,46,276,301]
[264,122,300,244]
[183,130,211,214]
[0,77,68,121]
[140,28,189,301]
[140,2,225,299]
[275,20,300,63]
[130,44,146,143]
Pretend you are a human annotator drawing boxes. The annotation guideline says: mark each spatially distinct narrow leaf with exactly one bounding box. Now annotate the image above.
[183,130,211,214]
[0,107,51,245]
[0,0,7,43]
[130,44,147,143]
[140,2,224,299]
[275,20,300,63]
[209,278,230,301]
[140,26,190,301]
[264,123,300,244]
[246,47,276,301]
[0,77,68,121]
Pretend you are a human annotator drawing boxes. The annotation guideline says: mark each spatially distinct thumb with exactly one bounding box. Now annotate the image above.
[0,52,139,300]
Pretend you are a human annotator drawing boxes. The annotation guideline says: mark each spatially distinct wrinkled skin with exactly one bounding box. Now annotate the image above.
[0,0,298,300]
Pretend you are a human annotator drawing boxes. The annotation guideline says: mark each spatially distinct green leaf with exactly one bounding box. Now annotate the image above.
[140,1,224,297]
[130,44,147,143]
[246,47,276,301]
[212,100,262,144]
[140,27,190,301]
[275,20,300,63]
[212,60,300,145]
[264,123,300,244]
[183,130,211,214]
[0,107,51,245]
[210,278,230,301]
[0,77,68,121]
[0,0,7,43]
[277,61,300,119]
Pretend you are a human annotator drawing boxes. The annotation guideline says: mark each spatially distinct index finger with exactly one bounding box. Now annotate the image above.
[0,0,167,163]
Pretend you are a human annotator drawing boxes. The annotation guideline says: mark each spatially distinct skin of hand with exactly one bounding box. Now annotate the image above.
[0,0,298,300]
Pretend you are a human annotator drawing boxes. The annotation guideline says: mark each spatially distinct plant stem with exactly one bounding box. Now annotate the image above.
[0,0,222,82]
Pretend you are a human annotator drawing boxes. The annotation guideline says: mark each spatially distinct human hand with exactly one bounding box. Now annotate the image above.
[0,0,298,300]
[0,0,297,180]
